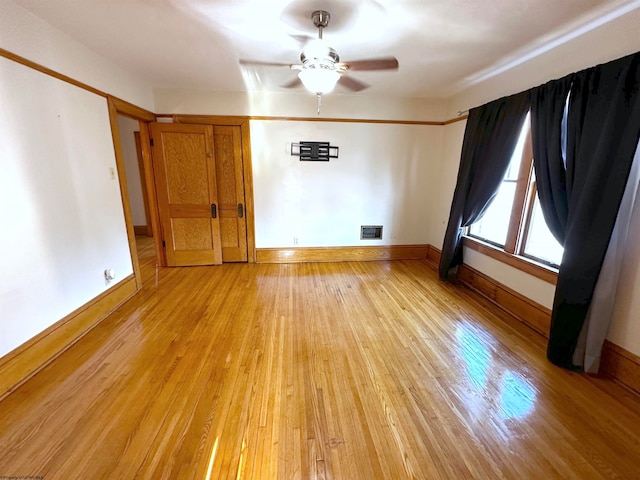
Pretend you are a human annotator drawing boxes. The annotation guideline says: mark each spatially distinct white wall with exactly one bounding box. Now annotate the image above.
[0,0,157,358]
[0,56,133,357]
[1,0,153,111]
[251,120,442,248]
[438,8,640,355]
[428,120,466,248]
[155,89,447,121]
[117,115,147,227]
[157,88,449,251]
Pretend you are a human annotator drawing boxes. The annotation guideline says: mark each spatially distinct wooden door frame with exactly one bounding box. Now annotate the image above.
[172,115,256,263]
[133,131,153,237]
[107,96,164,292]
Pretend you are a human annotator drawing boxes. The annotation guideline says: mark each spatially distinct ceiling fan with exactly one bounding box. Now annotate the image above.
[239,10,398,112]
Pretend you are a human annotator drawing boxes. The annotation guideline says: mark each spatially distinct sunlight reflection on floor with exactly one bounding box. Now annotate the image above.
[455,321,537,423]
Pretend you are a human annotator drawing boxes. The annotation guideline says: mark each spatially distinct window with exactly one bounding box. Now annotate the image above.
[468,118,528,247]
[520,179,564,266]
[467,115,564,269]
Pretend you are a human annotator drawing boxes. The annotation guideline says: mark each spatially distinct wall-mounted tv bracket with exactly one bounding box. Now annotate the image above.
[291,141,339,161]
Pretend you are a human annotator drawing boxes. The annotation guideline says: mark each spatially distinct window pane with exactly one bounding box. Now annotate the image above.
[468,181,516,246]
[523,195,564,266]
[468,115,529,246]
[504,117,529,181]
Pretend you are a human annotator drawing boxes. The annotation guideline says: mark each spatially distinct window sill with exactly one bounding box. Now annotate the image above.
[462,236,558,285]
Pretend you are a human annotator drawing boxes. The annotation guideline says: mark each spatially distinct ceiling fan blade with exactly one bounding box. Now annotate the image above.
[282,77,302,89]
[239,59,294,68]
[338,75,369,92]
[344,57,399,71]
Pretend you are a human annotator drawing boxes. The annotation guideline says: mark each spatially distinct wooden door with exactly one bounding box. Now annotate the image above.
[151,123,222,266]
[213,125,248,262]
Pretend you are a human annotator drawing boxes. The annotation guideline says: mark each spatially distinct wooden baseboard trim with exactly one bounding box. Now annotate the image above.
[0,275,137,400]
[457,263,552,336]
[426,244,640,395]
[134,225,149,236]
[256,244,429,264]
[601,340,640,395]
[425,244,441,268]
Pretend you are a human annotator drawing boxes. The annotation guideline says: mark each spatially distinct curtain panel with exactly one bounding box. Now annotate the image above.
[530,76,573,244]
[438,92,530,279]
[546,52,640,368]
[574,143,640,372]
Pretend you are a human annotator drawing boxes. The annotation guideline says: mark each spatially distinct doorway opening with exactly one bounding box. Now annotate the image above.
[107,96,161,290]
[116,114,155,274]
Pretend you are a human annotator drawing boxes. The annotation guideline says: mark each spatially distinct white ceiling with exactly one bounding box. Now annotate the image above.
[13,0,640,98]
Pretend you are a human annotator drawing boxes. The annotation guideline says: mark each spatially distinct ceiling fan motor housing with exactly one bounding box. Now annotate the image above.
[300,42,340,66]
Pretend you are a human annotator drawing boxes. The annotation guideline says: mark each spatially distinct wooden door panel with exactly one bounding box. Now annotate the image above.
[151,123,222,266]
[220,217,239,246]
[213,128,237,205]
[163,133,210,204]
[171,218,213,250]
[213,125,248,262]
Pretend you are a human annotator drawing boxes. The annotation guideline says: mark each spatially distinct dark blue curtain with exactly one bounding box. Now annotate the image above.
[439,92,530,279]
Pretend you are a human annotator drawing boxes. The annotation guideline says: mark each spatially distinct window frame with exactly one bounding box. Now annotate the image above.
[518,181,563,269]
[463,119,559,285]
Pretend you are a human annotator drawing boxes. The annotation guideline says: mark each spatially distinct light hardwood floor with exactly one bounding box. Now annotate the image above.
[1,240,640,479]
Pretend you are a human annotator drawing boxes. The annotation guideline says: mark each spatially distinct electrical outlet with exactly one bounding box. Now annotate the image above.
[104,268,116,285]
[109,167,116,180]
[293,236,299,245]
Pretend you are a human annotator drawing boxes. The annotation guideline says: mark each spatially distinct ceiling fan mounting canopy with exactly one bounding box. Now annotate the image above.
[311,10,331,31]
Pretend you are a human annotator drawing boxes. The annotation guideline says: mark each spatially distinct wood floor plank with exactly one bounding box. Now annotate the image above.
[1,238,640,479]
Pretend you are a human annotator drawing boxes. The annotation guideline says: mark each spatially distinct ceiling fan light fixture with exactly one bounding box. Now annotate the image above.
[298,67,340,95]
[239,9,397,105]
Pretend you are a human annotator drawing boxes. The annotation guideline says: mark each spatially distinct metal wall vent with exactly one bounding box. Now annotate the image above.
[361,225,383,240]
